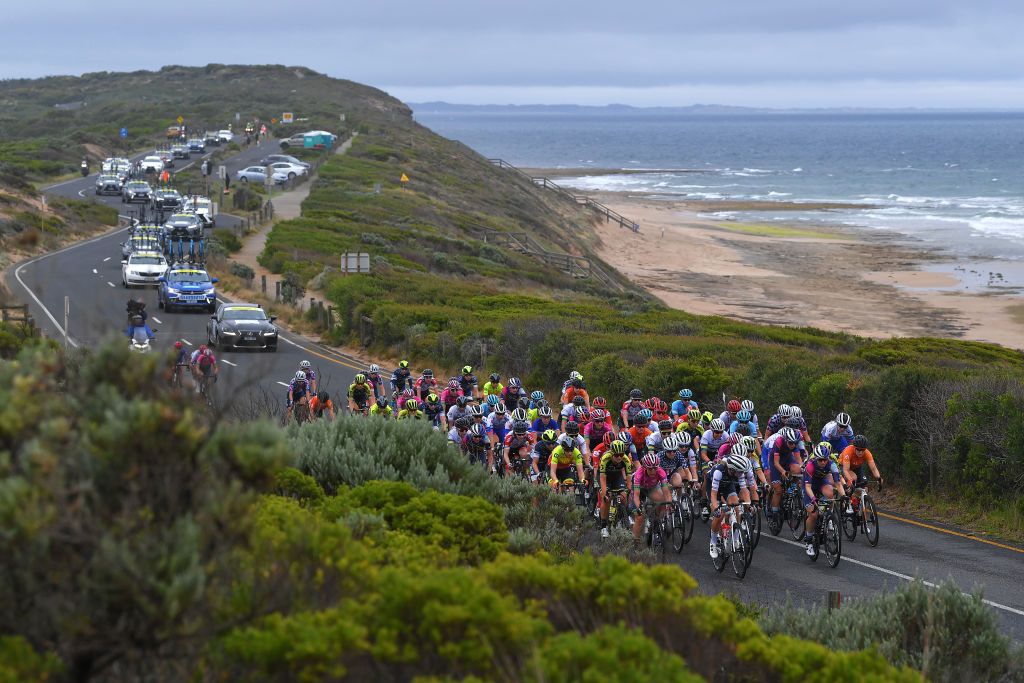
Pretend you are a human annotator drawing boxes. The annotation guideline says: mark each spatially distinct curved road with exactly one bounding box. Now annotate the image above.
[7,139,1024,642]
[7,139,366,418]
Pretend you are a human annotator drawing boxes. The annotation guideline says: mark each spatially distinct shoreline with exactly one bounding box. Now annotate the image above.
[575,190,1024,349]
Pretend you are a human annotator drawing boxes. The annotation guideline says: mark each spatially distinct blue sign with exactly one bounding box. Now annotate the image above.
[119,127,128,138]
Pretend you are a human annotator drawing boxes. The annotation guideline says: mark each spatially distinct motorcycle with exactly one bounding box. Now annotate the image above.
[129,326,155,353]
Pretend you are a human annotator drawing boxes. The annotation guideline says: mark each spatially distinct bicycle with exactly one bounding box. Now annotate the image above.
[291,396,311,425]
[643,500,677,563]
[171,362,189,389]
[841,479,881,546]
[669,483,697,550]
[743,499,762,552]
[767,474,806,540]
[604,486,631,532]
[711,502,751,579]
[197,371,216,409]
[509,457,533,482]
[808,497,842,567]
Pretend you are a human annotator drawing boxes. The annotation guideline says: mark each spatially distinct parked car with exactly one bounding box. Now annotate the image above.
[268,162,308,179]
[235,166,288,185]
[278,133,307,149]
[122,180,152,203]
[139,156,164,174]
[158,266,218,312]
[258,154,310,169]
[122,251,168,287]
[207,302,278,351]
[95,174,122,195]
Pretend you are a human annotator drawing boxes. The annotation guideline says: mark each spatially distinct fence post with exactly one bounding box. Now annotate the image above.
[275,281,281,302]
[261,275,267,294]
[327,305,334,329]
[826,591,841,611]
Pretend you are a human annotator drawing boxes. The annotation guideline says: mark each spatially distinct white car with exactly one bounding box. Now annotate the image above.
[268,162,308,179]
[182,196,215,226]
[217,130,233,143]
[140,156,165,174]
[122,251,169,287]
[235,166,289,185]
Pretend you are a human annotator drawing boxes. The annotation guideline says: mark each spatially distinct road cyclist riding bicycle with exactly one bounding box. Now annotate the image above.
[347,374,372,416]
[287,370,312,422]
[708,448,757,560]
[598,439,635,538]
[631,453,671,542]
[309,392,335,420]
[802,442,847,557]
[370,396,394,419]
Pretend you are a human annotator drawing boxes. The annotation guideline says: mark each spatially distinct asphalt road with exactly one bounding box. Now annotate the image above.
[9,138,365,418]
[9,139,1024,642]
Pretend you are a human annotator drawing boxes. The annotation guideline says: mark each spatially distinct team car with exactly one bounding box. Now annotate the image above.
[122,180,152,203]
[139,156,165,174]
[122,251,169,287]
[158,266,219,312]
[207,302,278,351]
[152,188,183,211]
[181,196,215,227]
[163,212,201,233]
[171,143,190,159]
[95,174,123,195]
[120,234,162,260]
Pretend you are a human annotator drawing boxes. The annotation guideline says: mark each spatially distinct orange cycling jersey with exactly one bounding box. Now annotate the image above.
[840,444,875,468]
[561,387,590,406]
[309,396,334,415]
[627,425,652,445]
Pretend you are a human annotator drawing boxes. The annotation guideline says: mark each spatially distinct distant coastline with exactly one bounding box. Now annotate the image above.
[411,101,1024,116]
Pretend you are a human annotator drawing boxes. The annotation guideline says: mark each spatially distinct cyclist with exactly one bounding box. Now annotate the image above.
[462,423,492,465]
[439,379,463,412]
[802,442,846,557]
[370,396,395,419]
[414,368,438,402]
[584,409,615,451]
[561,377,590,409]
[528,390,546,410]
[660,433,698,489]
[708,449,756,559]
[645,419,676,454]
[674,407,705,437]
[620,389,646,428]
[699,419,731,467]
[309,392,335,420]
[347,373,373,415]
[504,419,536,476]
[740,435,768,488]
[628,409,655,456]
[192,345,218,394]
[532,429,560,482]
[482,372,504,398]
[718,399,743,432]
[531,405,560,434]
[671,389,699,418]
[389,360,413,397]
[447,416,471,447]
[447,395,474,426]
[487,403,510,450]
[563,420,590,458]
[790,406,810,441]
[458,365,480,400]
[287,370,311,420]
[561,370,586,394]
[423,392,446,429]
[765,427,807,520]
[482,393,501,417]
[740,399,761,436]
[840,434,883,512]
[560,395,587,430]
[171,341,189,386]
[298,360,317,395]
[549,434,586,491]
[631,453,671,541]
[366,363,387,401]
[598,439,635,538]
[500,376,526,412]
[821,412,855,454]
[763,404,793,439]
[397,397,424,420]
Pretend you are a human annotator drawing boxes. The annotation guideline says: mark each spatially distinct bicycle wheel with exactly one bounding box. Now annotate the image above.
[655,520,668,563]
[711,534,727,573]
[824,511,842,567]
[681,495,695,544]
[586,484,599,518]
[787,499,805,541]
[863,496,880,547]
[731,524,748,579]
[671,504,686,553]
[739,517,755,571]
[747,507,762,550]
[767,504,783,536]
[809,522,821,562]
[841,499,858,541]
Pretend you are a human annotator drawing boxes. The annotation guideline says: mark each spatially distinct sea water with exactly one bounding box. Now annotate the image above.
[413,110,1024,265]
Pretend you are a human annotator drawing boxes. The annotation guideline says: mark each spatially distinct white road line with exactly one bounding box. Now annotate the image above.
[77,189,86,198]
[276,381,289,387]
[761,534,1024,617]
[221,359,238,367]
[180,339,193,346]
[92,268,98,274]
[281,337,301,348]
[103,257,111,262]
[151,316,162,324]
[13,262,77,347]
[107,281,116,288]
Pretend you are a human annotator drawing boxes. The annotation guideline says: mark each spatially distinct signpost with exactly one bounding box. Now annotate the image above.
[177,115,184,125]
[119,127,128,138]
[400,173,410,188]
[282,112,294,124]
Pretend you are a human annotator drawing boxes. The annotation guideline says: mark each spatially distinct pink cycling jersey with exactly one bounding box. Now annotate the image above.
[633,466,668,489]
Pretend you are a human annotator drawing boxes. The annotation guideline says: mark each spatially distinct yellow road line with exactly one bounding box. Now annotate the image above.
[877,511,1024,554]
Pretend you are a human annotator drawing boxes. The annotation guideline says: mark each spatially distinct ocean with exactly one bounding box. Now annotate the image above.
[413,110,1024,268]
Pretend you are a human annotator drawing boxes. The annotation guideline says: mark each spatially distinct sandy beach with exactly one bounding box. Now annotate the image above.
[581,193,1024,349]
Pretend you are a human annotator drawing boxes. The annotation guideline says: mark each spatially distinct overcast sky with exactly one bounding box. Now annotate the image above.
[4,0,1024,108]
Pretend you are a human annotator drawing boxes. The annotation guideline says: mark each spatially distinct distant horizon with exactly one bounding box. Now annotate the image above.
[410,101,1024,113]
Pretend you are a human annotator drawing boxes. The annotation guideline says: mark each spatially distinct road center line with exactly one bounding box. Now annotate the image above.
[92,268,98,274]
[103,257,111,262]
[276,381,289,387]
[151,316,162,324]
[180,339,193,346]
[220,359,237,367]
[761,534,1024,617]
[877,511,1024,555]
[107,282,115,288]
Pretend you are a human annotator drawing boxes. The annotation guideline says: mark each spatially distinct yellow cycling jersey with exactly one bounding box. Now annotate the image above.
[397,409,423,420]
[482,381,504,397]
[550,445,583,468]
[599,451,634,477]
[370,403,394,417]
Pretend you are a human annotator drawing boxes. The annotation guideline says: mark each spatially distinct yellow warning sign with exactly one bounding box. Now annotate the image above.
[271,118,277,124]
[177,115,184,124]
[400,173,409,183]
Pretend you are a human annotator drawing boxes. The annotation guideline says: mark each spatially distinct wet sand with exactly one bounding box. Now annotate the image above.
[582,194,1024,349]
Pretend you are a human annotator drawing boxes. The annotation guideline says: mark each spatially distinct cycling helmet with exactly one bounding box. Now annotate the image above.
[541,429,558,443]
[629,389,643,400]
[778,404,793,418]
[781,427,799,444]
[518,396,531,410]
[663,434,681,451]
[299,360,311,370]
[709,418,726,432]
[570,378,582,389]
[646,396,662,409]
[726,432,741,446]
[199,344,208,352]
[785,417,802,429]
[591,408,608,422]
[369,364,380,373]
[447,379,459,390]
[376,396,388,408]
[574,405,589,418]
[741,436,759,453]
[736,410,752,423]
[295,370,306,380]
[457,396,470,407]
[558,435,575,449]
[617,430,633,444]
[727,399,742,413]
[572,396,586,408]
[813,442,832,458]
[701,411,714,424]
[354,373,366,383]
[729,442,749,459]
[462,365,473,375]
[513,420,528,435]
[489,372,500,382]
[485,394,500,406]
[640,453,659,468]
[792,406,803,418]
[602,431,615,446]
[319,392,330,403]
[494,403,507,415]
[511,408,528,421]
[610,440,627,455]
[836,412,851,427]
[569,371,583,381]
[565,421,580,437]
[637,408,653,421]
[687,408,701,422]
[852,434,869,449]
[404,398,419,411]
[422,369,434,378]
[455,416,471,430]
[678,388,693,400]
[470,404,484,417]
[657,419,673,433]
[508,376,521,388]
[174,341,183,349]
[592,396,607,408]
[741,399,754,412]
[469,424,484,438]
[725,452,748,473]
[399,360,409,369]
[539,405,553,418]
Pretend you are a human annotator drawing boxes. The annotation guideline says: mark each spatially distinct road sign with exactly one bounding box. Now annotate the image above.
[177,115,184,124]
[271,118,277,124]
[119,127,128,138]
[282,112,294,124]
[400,173,409,184]
[340,253,370,274]
[235,112,240,122]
